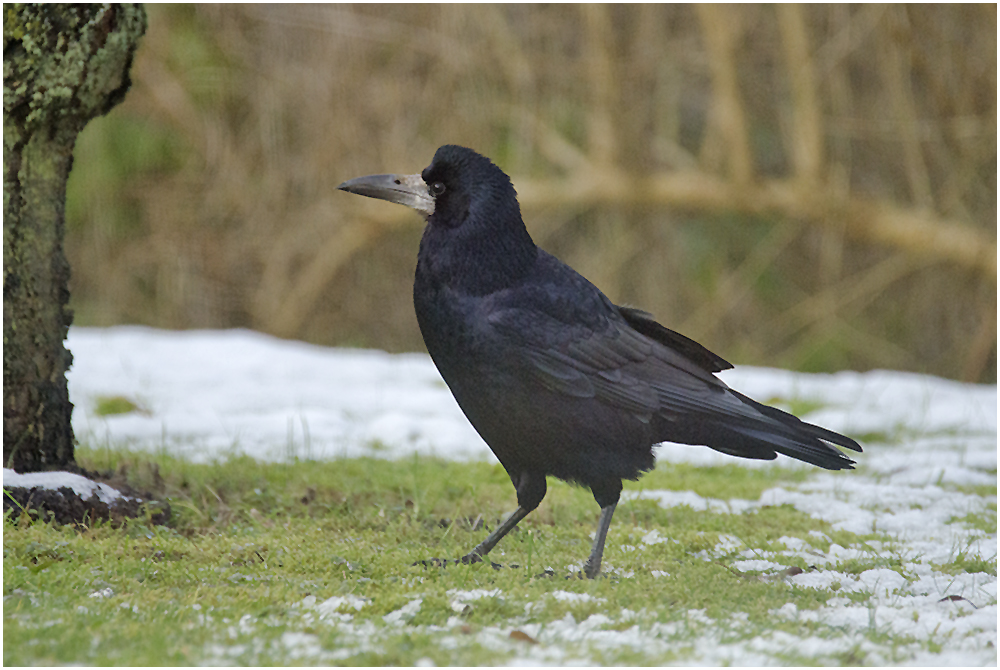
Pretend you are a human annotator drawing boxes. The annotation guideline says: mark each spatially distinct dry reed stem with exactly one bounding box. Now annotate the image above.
[881,7,935,210]
[581,4,618,167]
[696,4,754,184]
[514,171,996,279]
[777,4,824,185]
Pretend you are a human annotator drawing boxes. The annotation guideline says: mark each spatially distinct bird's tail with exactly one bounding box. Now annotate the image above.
[718,391,862,470]
[658,389,862,471]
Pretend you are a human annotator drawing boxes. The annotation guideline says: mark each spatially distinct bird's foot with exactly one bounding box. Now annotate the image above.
[534,568,607,580]
[581,556,603,579]
[567,569,598,580]
[412,554,504,570]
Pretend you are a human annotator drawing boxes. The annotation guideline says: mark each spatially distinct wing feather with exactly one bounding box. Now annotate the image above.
[481,274,858,470]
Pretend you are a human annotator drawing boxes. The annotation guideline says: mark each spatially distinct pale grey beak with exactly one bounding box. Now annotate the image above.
[337,173,434,216]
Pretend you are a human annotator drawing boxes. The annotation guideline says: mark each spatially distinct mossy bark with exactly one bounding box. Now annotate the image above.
[3,5,147,472]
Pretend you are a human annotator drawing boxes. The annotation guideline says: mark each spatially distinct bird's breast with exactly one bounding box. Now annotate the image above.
[413,279,496,370]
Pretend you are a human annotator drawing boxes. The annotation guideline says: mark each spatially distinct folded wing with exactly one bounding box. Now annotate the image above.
[487,291,860,470]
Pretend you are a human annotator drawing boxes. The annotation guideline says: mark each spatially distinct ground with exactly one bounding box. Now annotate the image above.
[3,326,996,665]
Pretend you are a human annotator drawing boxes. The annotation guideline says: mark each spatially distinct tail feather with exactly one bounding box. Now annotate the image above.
[725,424,857,470]
[658,390,862,471]
[724,390,861,470]
[731,391,862,450]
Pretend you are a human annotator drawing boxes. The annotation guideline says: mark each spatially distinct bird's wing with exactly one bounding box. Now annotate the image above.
[518,319,663,422]
[483,287,737,424]
[617,306,733,373]
[483,284,859,468]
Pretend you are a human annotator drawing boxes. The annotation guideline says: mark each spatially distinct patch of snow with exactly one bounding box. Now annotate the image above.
[3,468,128,505]
[640,529,673,546]
[66,327,488,463]
[448,588,503,613]
[383,598,422,625]
[297,595,371,622]
[549,590,606,604]
[628,488,756,514]
[716,366,996,437]
[731,558,786,572]
[279,631,325,660]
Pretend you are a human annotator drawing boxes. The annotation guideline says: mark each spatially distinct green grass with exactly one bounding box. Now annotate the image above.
[931,537,998,577]
[3,445,994,665]
[93,395,142,417]
[947,507,997,534]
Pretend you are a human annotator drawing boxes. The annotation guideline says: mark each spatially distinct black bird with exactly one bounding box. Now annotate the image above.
[338,145,861,578]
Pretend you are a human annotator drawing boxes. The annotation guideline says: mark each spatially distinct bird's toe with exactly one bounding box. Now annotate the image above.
[413,555,505,570]
[459,552,484,565]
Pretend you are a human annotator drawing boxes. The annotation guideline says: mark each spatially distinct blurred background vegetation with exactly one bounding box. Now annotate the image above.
[65,4,996,383]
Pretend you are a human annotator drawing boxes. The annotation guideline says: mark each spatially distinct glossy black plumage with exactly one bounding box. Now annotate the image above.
[338,145,861,578]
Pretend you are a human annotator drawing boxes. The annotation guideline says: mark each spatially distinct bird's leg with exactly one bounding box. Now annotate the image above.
[461,506,530,563]
[582,502,617,579]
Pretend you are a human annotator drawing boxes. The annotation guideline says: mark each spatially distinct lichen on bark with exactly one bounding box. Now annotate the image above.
[4,4,147,471]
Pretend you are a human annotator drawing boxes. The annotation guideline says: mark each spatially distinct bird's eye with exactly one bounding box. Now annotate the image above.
[429,182,446,197]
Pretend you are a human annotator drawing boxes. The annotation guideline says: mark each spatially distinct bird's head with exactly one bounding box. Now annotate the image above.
[339,145,536,294]
[337,145,521,232]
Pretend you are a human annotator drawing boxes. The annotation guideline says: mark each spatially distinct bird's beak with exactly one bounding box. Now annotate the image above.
[337,173,434,216]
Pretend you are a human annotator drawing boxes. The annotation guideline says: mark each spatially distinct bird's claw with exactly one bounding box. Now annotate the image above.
[534,568,606,580]
[413,555,504,570]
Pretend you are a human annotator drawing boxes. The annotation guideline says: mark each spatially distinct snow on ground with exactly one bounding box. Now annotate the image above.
[1,469,132,505]
[6,325,997,665]
[65,326,486,463]
[59,326,997,468]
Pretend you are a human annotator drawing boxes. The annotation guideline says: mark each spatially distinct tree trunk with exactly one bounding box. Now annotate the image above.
[3,5,147,472]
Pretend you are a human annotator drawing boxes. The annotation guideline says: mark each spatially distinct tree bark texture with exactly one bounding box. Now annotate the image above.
[3,5,147,471]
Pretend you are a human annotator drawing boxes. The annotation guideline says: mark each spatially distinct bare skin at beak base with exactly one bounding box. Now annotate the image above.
[337,173,434,216]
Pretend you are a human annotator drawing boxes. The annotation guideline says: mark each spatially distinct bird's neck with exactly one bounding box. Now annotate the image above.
[415,220,537,297]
